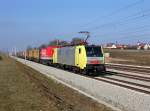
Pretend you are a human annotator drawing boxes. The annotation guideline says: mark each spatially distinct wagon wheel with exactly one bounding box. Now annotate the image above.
[82,69,89,75]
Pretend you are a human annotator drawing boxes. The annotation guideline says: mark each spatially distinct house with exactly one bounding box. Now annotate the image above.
[144,44,150,50]
[105,43,117,49]
[137,43,150,50]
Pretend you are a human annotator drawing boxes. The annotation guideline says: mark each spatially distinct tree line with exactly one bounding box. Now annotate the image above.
[27,37,84,50]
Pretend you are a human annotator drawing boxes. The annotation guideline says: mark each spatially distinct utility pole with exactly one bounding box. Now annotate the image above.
[25,49,27,64]
[25,50,26,60]
[14,47,17,56]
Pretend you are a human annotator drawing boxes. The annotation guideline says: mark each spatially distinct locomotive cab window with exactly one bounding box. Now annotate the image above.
[85,46,103,57]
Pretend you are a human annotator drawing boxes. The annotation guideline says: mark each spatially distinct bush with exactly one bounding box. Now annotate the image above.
[0,56,2,60]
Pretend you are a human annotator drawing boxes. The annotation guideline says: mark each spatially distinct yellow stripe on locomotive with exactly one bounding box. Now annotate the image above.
[75,45,87,69]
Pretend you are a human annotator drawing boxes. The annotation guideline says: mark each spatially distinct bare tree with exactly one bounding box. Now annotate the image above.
[48,39,69,46]
[39,44,47,49]
[26,46,32,51]
[48,39,59,46]
[59,40,69,46]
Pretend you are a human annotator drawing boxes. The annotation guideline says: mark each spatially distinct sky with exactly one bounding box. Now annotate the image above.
[0,0,150,51]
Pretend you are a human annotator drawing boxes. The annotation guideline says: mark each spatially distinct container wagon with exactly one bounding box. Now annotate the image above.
[33,49,40,62]
[28,49,34,61]
[40,46,60,65]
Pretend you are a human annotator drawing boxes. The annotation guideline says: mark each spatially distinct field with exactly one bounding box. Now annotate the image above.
[104,49,150,66]
[0,54,113,111]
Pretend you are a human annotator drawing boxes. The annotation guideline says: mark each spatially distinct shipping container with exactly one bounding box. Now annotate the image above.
[29,50,34,60]
[33,49,40,62]
[40,46,60,65]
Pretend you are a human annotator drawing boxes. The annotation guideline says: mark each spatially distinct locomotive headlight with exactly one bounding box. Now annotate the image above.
[88,60,100,64]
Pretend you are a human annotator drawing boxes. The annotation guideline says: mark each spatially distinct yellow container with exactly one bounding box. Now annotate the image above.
[33,49,40,59]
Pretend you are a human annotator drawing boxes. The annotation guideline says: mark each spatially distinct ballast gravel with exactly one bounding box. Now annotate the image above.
[14,57,150,111]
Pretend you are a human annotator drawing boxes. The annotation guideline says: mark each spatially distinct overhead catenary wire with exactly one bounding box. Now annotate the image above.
[93,30,150,39]
[52,0,148,43]
[91,16,150,38]
[86,9,150,31]
[82,0,150,42]
[55,0,145,39]
[92,25,150,38]
[91,12,150,41]
[81,0,144,28]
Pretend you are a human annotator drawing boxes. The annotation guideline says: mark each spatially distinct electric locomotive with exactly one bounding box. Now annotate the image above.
[53,44,106,75]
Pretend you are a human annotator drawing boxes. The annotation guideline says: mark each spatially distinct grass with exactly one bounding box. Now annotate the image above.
[0,54,114,111]
[104,49,150,66]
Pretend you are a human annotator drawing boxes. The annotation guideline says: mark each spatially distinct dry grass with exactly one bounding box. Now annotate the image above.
[104,49,150,66]
[0,54,114,111]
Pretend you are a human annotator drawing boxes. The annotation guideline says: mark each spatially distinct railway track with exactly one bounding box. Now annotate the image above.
[92,69,150,95]
[99,76,150,89]
[76,70,150,95]
[95,63,150,94]
[106,64,150,74]
[39,63,150,95]
[68,70,150,95]
[93,63,150,95]
[105,71,150,82]
[104,64,150,94]
[94,77,150,95]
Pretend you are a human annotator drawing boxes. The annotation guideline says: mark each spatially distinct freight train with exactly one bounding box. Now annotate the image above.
[16,44,106,75]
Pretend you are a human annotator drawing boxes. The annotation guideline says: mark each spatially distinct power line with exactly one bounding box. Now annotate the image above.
[86,9,150,31]
[95,29,150,38]
[81,0,144,28]
[116,33,150,41]
[55,0,147,42]
[61,1,147,38]
[92,34,150,45]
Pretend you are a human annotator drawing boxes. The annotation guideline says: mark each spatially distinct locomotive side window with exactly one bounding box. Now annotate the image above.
[79,48,81,54]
